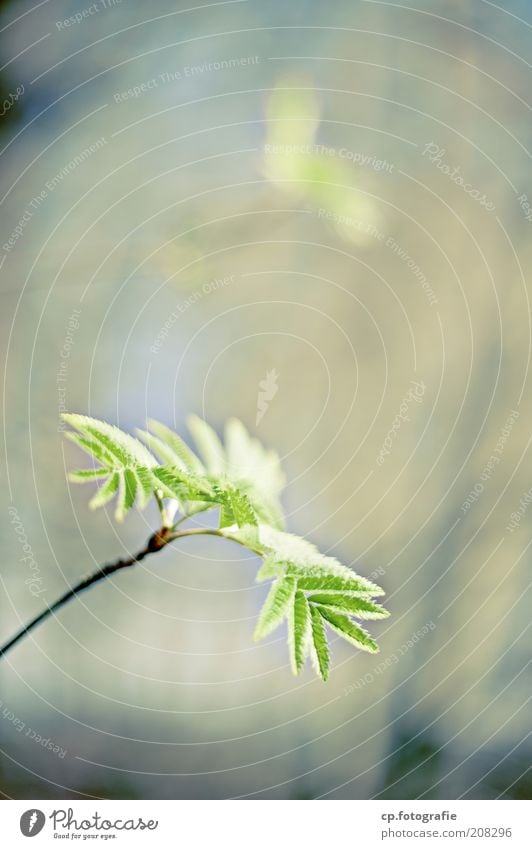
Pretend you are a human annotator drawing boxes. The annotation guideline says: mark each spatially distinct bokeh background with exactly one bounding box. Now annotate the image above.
[1,0,531,800]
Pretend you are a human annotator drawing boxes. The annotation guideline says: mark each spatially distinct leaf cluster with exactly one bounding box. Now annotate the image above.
[63,413,388,679]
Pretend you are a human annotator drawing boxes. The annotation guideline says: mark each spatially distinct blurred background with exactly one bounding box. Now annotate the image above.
[1,0,531,800]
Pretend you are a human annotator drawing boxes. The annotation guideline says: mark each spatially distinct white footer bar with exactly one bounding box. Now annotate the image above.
[1,799,529,848]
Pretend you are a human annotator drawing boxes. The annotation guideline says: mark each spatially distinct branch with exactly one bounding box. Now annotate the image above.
[0,525,252,660]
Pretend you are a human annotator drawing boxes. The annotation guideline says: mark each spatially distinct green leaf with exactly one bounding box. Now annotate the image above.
[238,483,285,530]
[218,522,386,674]
[136,429,185,469]
[307,593,390,619]
[255,525,385,596]
[142,415,285,527]
[216,483,258,529]
[219,500,234,529]
[254,576,297,639]
[89,472,120,510]
[135,466,156,509]
[151,465,215,503]
[63,414,156,469]
[289,590,311,674]
[223,522,385,589]
[116,468,137,521]
[68,468,109,481]
[224,418,285,529]
[294,573,382,595]
[187,415,225,475]
[309,605,330,681]
[65,433,116,467]
[317,606,379,654]
[186,415,286,528]
[144,419,203,472]
[62,412,388,679]
[63,414,158,520]
[256,554,285,582]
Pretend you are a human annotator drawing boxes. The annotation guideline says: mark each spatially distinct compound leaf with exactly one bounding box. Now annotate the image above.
[63,414,158,520]
[62,413,388,677]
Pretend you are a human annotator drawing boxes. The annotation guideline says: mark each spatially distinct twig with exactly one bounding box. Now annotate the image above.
[0,526,230,659]
[0,529,173,659]
[0,524,263,660]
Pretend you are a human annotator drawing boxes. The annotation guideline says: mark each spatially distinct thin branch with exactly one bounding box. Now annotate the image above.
[0,530,166,660]
[168,526,264,556]
[0,525,258,660]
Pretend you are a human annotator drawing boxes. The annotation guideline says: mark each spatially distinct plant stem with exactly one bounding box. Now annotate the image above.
[0,525,256,660]
[168,526,264,556]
